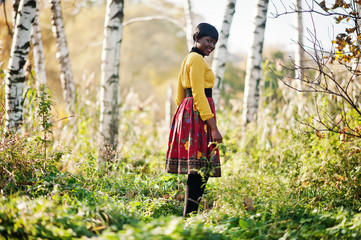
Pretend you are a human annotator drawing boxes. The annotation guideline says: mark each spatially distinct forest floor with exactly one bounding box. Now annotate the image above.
[2,90,361,239]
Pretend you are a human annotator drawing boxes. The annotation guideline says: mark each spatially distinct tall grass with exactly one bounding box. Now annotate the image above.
[2,64,361,239]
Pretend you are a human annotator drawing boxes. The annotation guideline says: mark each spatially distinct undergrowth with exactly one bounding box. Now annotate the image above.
[1,70,361,239]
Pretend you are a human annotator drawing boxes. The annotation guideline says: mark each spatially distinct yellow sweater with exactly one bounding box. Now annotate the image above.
[176,52,215,121]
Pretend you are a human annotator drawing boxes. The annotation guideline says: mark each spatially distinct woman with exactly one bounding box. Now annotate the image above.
[165,23,222,217]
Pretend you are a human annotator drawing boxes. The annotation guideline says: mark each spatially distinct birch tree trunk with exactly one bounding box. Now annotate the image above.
[211,0,236,109]
[50,0,75,114]
[99,0,124,162]
[184,0,194,50]
[242,0,269,125]
[295,0,304,89]
[12,0,20,29]
[32,5,47,89]
[5,0,36,132]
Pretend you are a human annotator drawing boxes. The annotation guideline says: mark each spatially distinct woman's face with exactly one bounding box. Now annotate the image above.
[195,36,217,56]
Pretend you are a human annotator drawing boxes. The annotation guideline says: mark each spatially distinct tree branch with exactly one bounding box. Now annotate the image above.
[2,0,13,36]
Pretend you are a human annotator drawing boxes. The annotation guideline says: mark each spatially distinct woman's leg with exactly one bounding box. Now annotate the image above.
[183,174,208,217]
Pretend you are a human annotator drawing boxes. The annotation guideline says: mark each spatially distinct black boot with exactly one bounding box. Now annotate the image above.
[183,174,208,217]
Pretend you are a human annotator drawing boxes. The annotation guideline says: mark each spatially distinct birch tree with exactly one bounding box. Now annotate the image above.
[211,0,237,109]
[12,0,20,29]
[31,5,47,89]
[294,0,304,89]
[5,0,36,132]
[99,0,124,162]
[50,0,75,114]
[242,0,269,125]
[184,0,194,50]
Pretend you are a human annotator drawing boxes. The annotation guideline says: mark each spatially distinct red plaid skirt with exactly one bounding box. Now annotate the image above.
[165,97,221,177]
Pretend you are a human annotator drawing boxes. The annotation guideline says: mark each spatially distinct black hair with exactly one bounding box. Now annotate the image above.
[192,23,219,42]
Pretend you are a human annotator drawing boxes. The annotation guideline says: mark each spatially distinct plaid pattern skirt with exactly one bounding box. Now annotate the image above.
[165,97,221,177]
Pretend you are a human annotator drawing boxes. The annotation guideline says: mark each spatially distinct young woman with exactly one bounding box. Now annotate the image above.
[165,23,222,217]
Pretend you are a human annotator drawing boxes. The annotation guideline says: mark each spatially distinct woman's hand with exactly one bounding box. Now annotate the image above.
[210,128,222,143]
[206,117,222,143]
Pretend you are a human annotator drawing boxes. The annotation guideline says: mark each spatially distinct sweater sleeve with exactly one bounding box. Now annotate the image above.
[189,55,214,121]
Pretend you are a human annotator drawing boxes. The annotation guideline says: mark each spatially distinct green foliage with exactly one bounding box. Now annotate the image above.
[3,33,361,239]
[0,82,60,194]
[3,85,361,239]
[0,195,92,239]
[294,133,361,209]
[0,195,140,239]
[102,216,223,240]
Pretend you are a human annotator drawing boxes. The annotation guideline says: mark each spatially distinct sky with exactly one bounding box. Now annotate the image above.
[169,0,347,55]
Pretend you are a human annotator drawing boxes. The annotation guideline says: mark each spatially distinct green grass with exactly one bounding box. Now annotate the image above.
[2,81,361,239]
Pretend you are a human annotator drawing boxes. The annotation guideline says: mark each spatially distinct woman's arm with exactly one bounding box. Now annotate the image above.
[206,117,222,143]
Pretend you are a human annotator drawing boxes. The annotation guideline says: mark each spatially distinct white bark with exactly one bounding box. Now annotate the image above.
[12,0,20,30]
[31,5,47,89]
[295,0,304,89]
[50,0,75,114]
[184,0,194,50]
[211,0,236,110]
[242,0,269,125]
[99,0,124,161]
[5,0,36,132]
